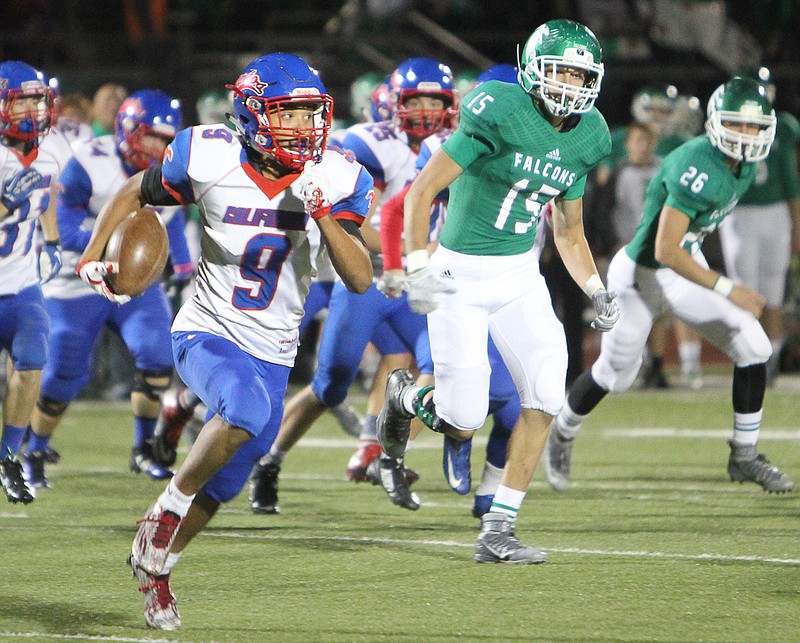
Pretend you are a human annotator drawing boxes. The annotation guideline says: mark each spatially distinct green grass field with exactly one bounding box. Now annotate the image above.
[1,374,799,642]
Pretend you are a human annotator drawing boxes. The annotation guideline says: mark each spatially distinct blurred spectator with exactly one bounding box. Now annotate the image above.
[91,83,128,137]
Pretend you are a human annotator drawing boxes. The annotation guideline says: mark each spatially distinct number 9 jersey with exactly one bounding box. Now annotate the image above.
[162,125,374,366]
[439,79,611,257]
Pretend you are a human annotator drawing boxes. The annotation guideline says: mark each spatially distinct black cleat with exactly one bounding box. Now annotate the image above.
[1,451,34,504]
[376,369,416,460]
[249,461,281,514]
[130,443,174,481]
[23,450,52,491]
[366,456,420,511]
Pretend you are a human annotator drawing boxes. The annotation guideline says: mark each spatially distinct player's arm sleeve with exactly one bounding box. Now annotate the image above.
[561,174,588,201]
[663,171,711,218]
[380,183,410,271]
[441,123,494,169]
[164,209,194,277]
[157,129,196,205]
[55,158,93,252]
[141,165,181,206]
[340,132,386,190]
[330,165,374,227]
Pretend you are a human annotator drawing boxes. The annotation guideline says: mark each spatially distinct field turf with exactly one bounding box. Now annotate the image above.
[1,373,798,642]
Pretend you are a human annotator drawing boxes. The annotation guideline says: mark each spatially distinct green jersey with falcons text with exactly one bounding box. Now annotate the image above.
[625,135,756,269]
[440,80,611,256]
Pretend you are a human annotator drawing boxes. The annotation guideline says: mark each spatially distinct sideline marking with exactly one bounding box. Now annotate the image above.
[204,531,800,566]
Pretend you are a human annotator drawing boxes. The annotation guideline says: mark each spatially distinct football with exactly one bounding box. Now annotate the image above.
[102,207,169,297]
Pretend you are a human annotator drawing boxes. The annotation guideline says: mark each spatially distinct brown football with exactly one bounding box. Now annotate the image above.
[102,207,169,297]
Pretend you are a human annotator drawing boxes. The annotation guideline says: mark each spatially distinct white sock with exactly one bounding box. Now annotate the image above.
[161,551,182,575]
[157,479,195,518]
[733,411,762,446]
[400,385,422,416]
[259,444,286,467]
[488,485,526,521]
[679,340,702,376]
[404,437,416,454]
[475,462,503,497]
[554,402,586,441]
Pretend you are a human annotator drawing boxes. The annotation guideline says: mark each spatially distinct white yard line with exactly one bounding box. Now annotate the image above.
[203,531,800,566]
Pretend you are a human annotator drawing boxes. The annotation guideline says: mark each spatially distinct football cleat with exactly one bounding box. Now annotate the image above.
[152,389,194,467]
[376,369,416,460]
[474,512,547,564]
[471,494,494,519]
[443,434,472,495]
[542,427,573,492]
[346,440,382,482]
[129,555,181,630]
[131,502,183,576]
[249,461,281,514]
[0,451,34,504]
[130,443,175,481]
[42,445,61,464]
[366,456,420,511]
[22,450,51,490]
[330,402,364,438]
[727,440,795,493]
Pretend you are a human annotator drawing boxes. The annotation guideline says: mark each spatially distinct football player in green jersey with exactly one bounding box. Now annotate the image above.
[719,67,800,385]
[546,77,795,494]
[374,19,620,564]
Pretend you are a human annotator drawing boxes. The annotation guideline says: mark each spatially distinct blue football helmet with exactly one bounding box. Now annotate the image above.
[370,77,392,123]
[115,89,182,171]
[228,53,333,171]
[476,64,519,86]
[0,60,55,148]
[389,57,456,139]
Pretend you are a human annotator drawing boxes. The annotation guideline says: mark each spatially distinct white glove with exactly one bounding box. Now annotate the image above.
[38,241,62,284]
[377,270,406,299]
[403,267,455,314]
[76,260,132,305]
[590,287,620,332]
[298,160,332,218]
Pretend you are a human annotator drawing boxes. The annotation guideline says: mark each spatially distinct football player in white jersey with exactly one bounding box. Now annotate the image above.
[48,77,94,148]
[0,60,65,504]
[24,90,188,490]
[248,56,456,514]
[78,53,373,631]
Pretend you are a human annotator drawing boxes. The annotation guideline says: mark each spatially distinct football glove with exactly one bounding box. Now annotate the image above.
[1,167,43,215]
[38,240,62,284]
[299,160,332,219]
[404,267,455,314]
[377,270,406,299]
[590,287,620,332]
[76,259,131,305]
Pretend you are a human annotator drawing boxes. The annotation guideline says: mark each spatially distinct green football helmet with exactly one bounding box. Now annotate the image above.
[517,19,604,117]
[349,71,385,123]
[705,77,776,162]
[631,84,679,125]
[733,66,776,103]
[196,87,233,126]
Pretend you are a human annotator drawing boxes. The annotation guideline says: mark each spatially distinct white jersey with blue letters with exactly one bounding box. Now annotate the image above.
[0,128,73,296]
[43,134,183,299]
[163,125,373,365]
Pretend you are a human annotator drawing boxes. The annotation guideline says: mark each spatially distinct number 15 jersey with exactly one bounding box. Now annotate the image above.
[162,126,374,365]
[440,80,611,256]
